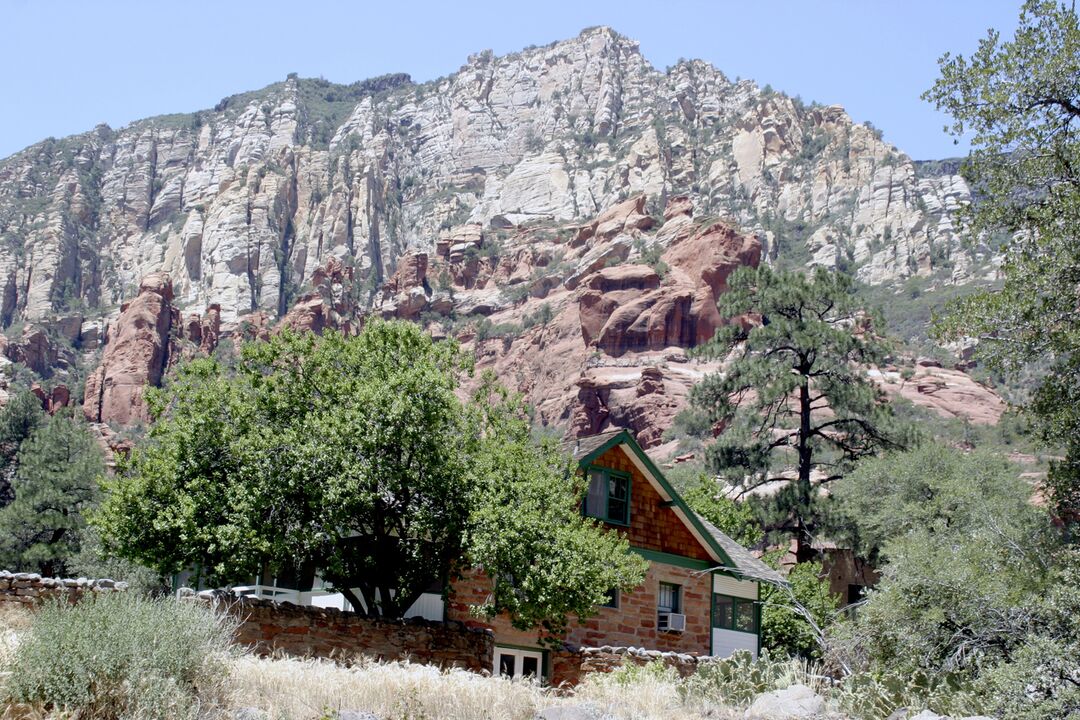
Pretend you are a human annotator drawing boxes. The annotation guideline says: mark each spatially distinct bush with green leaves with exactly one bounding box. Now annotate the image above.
[5,592,237,719]
[760,560,840,661]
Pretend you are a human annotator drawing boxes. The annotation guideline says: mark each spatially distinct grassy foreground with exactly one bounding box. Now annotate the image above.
[0,596,983,720]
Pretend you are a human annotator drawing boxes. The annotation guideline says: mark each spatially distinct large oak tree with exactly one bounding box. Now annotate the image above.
[96,319,645,633]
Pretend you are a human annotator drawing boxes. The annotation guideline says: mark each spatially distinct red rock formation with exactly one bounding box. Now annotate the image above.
[277,257,359,335]
[28,382,70,414]
[375,253,431,319]
[871,363,1006,425]
[573,195,655,245]
[82,273,179,426]
[575,221,761,356]
[4,326,59,375]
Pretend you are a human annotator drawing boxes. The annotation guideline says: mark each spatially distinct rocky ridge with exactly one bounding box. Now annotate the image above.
[76,193,1005,450]
[0,26,992,333]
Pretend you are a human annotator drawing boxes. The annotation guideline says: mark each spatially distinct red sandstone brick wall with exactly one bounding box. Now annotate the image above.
[446,443,718,665]
[204,593,493,673]
[447,563,713,670]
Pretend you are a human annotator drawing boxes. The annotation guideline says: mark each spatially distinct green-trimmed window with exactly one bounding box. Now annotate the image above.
[712,594,758,633]
[583,466,631,525]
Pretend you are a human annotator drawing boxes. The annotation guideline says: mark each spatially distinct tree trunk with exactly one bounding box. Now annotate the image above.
[795,371,816,564]
[340,586,366,614]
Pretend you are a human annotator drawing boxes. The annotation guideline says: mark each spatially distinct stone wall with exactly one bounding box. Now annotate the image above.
[0,571,127,607]
[551,645,713,686]
[194,591,493,673]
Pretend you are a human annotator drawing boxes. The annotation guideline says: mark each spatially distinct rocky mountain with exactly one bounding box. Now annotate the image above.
[0,27,1005,446]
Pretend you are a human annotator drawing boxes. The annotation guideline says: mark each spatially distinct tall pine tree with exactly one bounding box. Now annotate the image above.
[0,412,104,576]
[692,265,905,561]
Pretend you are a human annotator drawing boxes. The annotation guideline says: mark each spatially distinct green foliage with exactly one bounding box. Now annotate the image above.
[833,443,1053,560]
[978,550,1080,719]
[835,668,984,720]
[678,473,761,548]
[521,302,554,329]
[632,239,670,278]
[926,0,1080,521]
[692,266,907,558]
[0,412,104,576]
[474,317,522,341]
[760,560,840,661]
[96,320,644,634]
[832,444,1057,677]
[683,651,824,707]
[0,389,45,504]
[5,592,236,720]
[66,526,166,596]
[466,379,647,639]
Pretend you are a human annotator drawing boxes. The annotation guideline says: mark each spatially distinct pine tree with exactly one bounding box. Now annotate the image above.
[0,389,46,506]
[0,412,104,576]
[692,265,906,561]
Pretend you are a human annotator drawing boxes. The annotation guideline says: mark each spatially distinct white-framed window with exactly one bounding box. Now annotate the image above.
[657,581,685,632]
[496,646,544,679]
[658,581,681,613]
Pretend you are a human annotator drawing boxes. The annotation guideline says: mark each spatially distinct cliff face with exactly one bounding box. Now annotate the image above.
[0,27,988,332]
[0,27,1005,442]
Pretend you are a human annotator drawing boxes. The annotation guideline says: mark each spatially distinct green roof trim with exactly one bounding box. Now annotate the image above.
[631,547,713,571]
[568,428,788,587]
[571,428,738,571]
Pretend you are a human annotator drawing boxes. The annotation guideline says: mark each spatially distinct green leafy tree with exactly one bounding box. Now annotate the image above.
[0,388,46,505]
[676,471,763,548]
[0,412,105,576]
[692,266,905,561]
[979,549,1080,720]
[760,559,840,662]
[97,320,645,633]
[926,0,1080,521]
[832,444,1058,677]
[467,380,647,636]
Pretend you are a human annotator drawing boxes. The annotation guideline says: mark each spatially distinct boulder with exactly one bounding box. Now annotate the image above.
[744,684,826,719]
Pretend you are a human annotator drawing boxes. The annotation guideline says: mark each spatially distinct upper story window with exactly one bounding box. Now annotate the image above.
[583,466,631,526]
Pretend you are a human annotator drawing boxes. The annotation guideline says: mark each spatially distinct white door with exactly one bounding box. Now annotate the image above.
[496,647,543,678]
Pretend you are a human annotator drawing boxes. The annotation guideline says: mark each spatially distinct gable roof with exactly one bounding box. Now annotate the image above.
[565,428,787,587]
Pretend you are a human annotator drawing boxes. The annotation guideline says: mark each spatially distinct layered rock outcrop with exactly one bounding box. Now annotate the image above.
[82,273,178,426]
[0,28,986,336]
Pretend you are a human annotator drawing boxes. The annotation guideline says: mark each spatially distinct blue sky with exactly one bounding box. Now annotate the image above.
[1,1,1021,161]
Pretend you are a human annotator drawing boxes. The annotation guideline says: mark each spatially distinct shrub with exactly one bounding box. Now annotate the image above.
[5,592,238,719]
[683,651,826,707]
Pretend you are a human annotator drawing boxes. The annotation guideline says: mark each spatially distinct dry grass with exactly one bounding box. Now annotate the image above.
[225,655,752,720]
[228,656,552,720]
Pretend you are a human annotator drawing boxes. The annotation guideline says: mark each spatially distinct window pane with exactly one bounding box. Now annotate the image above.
[606,475,628,522]
[601,588,619,608]
[658,582,680,612]
[606,496,628,524]
[499,653,515,677]
[712,595,733,629]
[584,472,606,517]
[522,656,539,678]
[735,600,756,632]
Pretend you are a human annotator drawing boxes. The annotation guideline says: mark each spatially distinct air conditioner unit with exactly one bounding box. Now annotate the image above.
[658,612,686,632]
